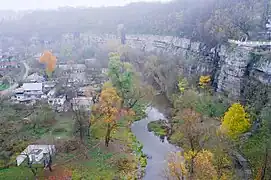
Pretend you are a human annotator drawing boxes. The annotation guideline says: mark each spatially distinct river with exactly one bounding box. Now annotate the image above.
[131,106,180,180]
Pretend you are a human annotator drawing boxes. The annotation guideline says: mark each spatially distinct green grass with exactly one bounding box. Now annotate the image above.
[41,112,74,140]
[62,139,118,180]
[0,167,35,180]
[147,120,167,136]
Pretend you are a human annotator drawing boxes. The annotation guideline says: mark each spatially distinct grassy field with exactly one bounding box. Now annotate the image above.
[40,112,75,141]
[0,101,147,180]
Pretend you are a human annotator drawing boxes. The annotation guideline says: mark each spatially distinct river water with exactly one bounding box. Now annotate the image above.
[131,106,180,180]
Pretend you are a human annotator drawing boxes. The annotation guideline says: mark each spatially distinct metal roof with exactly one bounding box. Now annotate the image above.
[22,83,42,91]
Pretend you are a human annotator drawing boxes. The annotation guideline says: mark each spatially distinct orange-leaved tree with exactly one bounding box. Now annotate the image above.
[39,50,57,77]
[221,103,251,139]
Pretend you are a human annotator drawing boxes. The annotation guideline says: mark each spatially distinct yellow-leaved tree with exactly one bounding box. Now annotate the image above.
[194,150,218,180]
[165,151,187,180]
[93,87,122,147]
[92,86,135,147]
[221,103,251,139]
[178,77,188,93]
[199,75,211,89]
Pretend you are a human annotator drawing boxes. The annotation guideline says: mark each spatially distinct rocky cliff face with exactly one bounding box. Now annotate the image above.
[123,34,271,100]
[85,33,271,101]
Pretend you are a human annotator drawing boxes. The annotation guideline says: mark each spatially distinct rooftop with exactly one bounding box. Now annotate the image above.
[58,64,86,71]
[22,83,43,91]
[16,145,56,166]
[26,73,45,82]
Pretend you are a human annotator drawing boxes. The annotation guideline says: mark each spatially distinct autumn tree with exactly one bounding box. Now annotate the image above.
[221,103,251,139]
[177,77,188,94]
[165,151,187,180]
[39,50,57,77]
[171,108,209,174]
[193,150,218,180]
[92,87,122,147]
[199,75,211,89]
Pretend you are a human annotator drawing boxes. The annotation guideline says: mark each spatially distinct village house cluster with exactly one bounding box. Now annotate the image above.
[10,58,107,112]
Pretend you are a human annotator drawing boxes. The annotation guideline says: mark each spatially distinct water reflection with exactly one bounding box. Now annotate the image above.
[131,107,180,180]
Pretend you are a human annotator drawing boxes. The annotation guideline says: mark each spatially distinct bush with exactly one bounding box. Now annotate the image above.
[52,127,68,134]
[132,102,147,122]
[147,121,167,137]
[195,95,229,118]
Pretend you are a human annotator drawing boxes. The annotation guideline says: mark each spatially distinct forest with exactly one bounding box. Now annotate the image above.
[0,0,267,45]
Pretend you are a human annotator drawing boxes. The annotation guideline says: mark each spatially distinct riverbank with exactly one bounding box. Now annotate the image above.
[131,107,180,180]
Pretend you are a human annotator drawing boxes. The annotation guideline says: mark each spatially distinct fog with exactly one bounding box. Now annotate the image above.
[0,0,170,10]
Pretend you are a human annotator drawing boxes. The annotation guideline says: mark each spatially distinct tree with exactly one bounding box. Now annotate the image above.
[221,103,251,139]
[165,151,187,180]
[199,75,211,89]
[39,50,57,77]
[92,87,122,147]
[117,24,126,45]
[177,77,188,94]
[72,104,90,142]
[108,53,150,109]
[193,150,218,180]
[171,108,209,174]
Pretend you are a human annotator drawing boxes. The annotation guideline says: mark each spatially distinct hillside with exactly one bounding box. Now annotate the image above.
[0,0,266,45]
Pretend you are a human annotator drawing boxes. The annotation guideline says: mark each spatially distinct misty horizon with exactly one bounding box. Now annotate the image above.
[0,0,170,11]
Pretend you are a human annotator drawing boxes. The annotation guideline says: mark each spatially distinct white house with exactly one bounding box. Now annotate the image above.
[48,96,67,112]
[16,145,56,166]
[14,83,43,102]
[71,97,93,111]
[25,73,45,83]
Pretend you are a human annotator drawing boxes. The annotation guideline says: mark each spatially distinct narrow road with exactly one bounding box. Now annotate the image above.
[1,62,29,96]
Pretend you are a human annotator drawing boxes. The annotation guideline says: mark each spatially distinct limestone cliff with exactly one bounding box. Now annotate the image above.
[123,35,271,101]
[84,33,271,102]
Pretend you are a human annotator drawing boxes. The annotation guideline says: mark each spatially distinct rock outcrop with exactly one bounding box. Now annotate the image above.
[82,33,271,100]
[124,34,271,99]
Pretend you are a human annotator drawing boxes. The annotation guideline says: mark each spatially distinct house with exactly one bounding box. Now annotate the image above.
[16,145,56,166]
[48,96,67,112]
[47,87,56,98]
[58,64,86,73]
[58,64,87,85]
[43,81,56,92]
[25,73,45,83]
[71,97,93,111]
[14,83,43,102]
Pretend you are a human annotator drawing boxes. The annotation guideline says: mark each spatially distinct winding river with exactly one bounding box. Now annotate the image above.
[131,107,180,180]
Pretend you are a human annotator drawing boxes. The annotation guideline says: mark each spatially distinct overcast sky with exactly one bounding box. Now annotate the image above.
[0,0,170,10]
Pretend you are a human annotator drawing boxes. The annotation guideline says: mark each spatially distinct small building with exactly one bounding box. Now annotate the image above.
[14,83,43,102]
[16,145,56,166]
[22,83,43,96]
[48,96,67,112]
[43,81,56,92]
[58,64,86,73]
[71,97,93,111]
[25,73,45,83]
[47,88,56,98]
